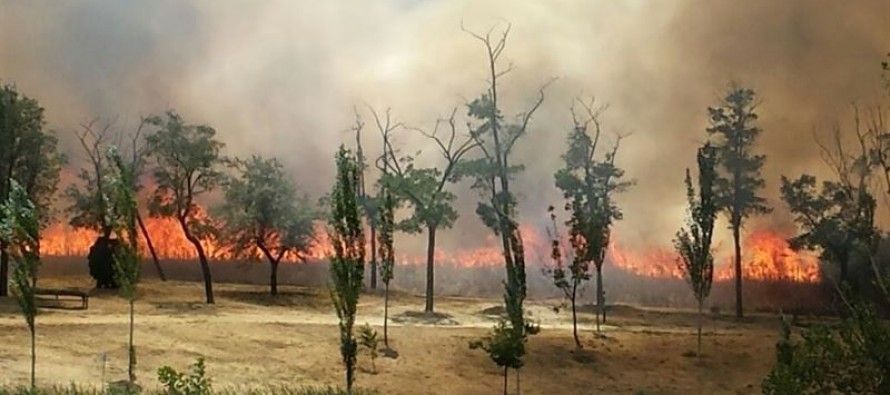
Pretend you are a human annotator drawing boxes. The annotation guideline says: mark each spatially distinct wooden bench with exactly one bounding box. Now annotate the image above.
[35,288,89,310]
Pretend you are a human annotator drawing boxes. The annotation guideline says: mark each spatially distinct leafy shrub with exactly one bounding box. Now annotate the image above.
[762,304,890,394]
[158,357,212,395]
[357,324,380,373]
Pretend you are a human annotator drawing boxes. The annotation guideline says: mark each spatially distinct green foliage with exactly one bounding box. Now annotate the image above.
[0,180,40,326]
[762,301,890,394]
[675,144,718,304]
[104,147,141,298]
[215,155,317,295]
[376,188,395,285]
[145,111,224,303]
[549,102,632,336]
[459,27,546,388]
[158,357,212,395]
[0,180,41,389]
[103,146,142,383]
[781,173,878,285]
[65,165,112,235]
[0,84,65,231]
[328,146,366,392]
[358,324,380,373]
[145,110,224,223]
[706,84,771,223]
[469,320,539,371]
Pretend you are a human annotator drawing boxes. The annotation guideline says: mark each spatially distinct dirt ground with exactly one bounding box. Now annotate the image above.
[0,277,789,394]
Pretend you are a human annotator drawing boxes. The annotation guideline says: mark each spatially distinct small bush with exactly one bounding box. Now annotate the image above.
[158,357,212,395]
[357,324,380,373]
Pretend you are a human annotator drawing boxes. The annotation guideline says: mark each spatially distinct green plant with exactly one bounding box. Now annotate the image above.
[358,324,380,373]
[157,357,212,395]
[104,146,142,384]
[328,146,366,393]
[0,180,41,390]
[674,143,718,358]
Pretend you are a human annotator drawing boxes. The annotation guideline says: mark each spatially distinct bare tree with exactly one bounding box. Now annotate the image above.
[67,118,166,281]
[460,22,548,394]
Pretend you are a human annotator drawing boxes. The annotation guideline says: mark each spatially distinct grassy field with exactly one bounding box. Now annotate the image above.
[0,268,805,395]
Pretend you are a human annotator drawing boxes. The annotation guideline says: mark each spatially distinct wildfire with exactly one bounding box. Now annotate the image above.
[39,218,820,283]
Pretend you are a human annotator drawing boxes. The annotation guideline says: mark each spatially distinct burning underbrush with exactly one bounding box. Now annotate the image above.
[38,217,830,313]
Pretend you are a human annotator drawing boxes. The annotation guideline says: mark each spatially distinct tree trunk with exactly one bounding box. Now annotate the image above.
[595,265,604,332]
[384,282,390,347]
[425,226,437,313]
[0,245,8,297]
[30,324,35,390]
[182,225,214,304]
[571,285,580,349]
[346,359,354,395]
[732,223,743,319]
[370,225,377,290]
[128,299,136,383]
[270,260,279,296]
[503,366,508,395]
[136,213,166,281]
[697,298,703,358]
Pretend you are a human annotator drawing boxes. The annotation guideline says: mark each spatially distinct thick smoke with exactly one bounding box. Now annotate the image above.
[2,0,889,261]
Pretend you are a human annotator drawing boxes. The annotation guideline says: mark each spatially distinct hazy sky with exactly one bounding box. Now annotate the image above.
[2,0,889,259]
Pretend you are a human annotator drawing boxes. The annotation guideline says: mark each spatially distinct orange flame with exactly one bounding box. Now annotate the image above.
[39,218,820,283]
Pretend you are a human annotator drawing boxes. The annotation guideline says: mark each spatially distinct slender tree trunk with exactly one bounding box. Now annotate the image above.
[347,360,354,395]
[136,213,166,281]
[425,226,436,313]
[697,298,703,358]
[30,324,35,390]
[0,245,8,297]
[732,222,743,319]
[571,285,580,348]
[384,282,390,347]
[370,225,377,290]
[503,366,508,395]
[128,299,136,383]
[270,260,279,296]
[183,229,214,304]
[595,265,604,332]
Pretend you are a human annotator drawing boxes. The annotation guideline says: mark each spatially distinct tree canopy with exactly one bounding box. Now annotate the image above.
[216,155,317,295]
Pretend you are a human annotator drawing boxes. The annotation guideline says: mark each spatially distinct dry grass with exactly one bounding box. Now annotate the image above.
[0,266,799,395]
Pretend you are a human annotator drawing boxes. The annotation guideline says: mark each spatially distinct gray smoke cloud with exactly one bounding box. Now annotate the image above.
[2,0,889,260]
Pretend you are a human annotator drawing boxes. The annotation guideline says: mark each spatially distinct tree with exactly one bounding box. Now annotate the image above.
[706,84,771,319]
[145,111,224,304]
[380,108,477,313]
[460,23,546,394]
[0,180,41,390]
[216,155,316,296]
[351,113,380,290]
[0,84,64,297]
[66,118,166,281]
[674,143,718,358]
[328,146,366,393]
[762,54,890,395]
[544,206,585,348]
[377,177,396,349]
[104,146,142,384]
[781,109,879,291]
[551,100,630,333]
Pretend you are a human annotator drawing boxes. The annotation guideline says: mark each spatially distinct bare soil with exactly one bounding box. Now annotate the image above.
[0,277,792,394]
